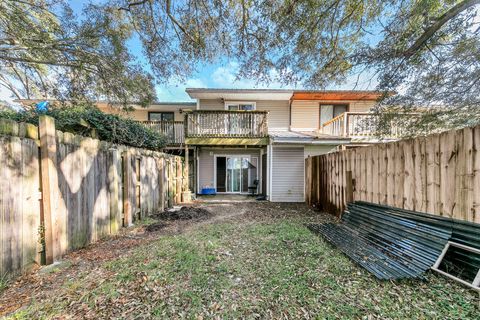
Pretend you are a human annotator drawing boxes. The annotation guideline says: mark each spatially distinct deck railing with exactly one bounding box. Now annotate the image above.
[142,120,184,145]
[185,110,269,138]
[321,112,417,140]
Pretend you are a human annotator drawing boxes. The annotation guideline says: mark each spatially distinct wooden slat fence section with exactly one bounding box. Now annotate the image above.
[0,117,187,276]
[0,133,41,275]
[306,124,480,223]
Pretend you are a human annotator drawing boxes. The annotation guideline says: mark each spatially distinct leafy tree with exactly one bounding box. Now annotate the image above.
[111,0,480,136]
[0,0,155,107]
[2,0,479,136]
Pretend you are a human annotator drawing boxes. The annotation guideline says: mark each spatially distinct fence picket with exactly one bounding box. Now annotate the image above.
[0,117,187,276]
[305,124,480,223]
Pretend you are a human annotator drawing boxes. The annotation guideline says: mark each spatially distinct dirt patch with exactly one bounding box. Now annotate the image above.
[152,206,213,221]
[145,221,168,232]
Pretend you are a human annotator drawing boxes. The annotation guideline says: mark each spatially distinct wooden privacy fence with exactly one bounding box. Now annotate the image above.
[306,125,480,224]
[0,116,187,276]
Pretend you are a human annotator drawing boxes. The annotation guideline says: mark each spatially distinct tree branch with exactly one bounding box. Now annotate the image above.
[118,0,150,12]
[165,0,200,45]
[404,0,480,57]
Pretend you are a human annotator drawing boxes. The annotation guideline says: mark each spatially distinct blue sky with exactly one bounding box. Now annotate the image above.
[0,0,378,104]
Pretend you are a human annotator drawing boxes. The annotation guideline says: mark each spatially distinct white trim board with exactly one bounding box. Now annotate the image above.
[224,101,257,110]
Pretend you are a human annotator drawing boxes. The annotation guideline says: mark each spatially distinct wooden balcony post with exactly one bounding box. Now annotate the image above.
[184,144,189,191]
[343,113,349,137]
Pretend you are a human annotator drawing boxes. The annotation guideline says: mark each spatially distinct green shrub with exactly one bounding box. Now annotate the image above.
[0,104,166,150]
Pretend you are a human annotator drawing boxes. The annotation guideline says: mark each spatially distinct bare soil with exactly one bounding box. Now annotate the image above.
[151,206,213,221]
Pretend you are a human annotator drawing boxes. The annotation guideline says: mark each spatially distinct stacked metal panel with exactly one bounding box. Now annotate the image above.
[353,202,480,282]
[307,202,468,280]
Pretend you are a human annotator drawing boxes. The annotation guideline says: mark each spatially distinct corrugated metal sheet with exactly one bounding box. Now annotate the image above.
[352,202,480,281]
[307,202,455,280]
[353,202,480,250]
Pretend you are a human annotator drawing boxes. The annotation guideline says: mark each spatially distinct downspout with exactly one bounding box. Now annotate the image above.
[288,95,293,131]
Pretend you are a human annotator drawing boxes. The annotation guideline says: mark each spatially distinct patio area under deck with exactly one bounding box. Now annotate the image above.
[195,194,258,203]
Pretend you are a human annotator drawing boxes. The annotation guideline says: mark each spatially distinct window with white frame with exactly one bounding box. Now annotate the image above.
[224,101,256,111]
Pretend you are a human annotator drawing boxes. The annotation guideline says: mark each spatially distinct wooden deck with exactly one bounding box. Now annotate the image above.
[142,111,269,146]
[321,112,416,141]
[142,120,185,145]
[185,110,269,138]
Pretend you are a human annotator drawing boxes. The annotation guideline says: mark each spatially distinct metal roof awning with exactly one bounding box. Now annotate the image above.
[268,130,351,145]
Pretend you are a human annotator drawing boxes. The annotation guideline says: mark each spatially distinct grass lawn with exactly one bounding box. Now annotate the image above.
[6,203,480,319]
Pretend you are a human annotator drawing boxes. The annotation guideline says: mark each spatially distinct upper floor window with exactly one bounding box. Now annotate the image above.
[320,104,348,127]
[225,101,256,111]
[148,112,174,121]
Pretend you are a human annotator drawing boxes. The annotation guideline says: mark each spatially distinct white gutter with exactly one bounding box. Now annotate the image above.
[271,139,351,145]
[267,144,273,200]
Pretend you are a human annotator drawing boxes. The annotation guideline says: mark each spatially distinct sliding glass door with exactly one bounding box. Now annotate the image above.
[216,156,257,193]
[226,157,242,193]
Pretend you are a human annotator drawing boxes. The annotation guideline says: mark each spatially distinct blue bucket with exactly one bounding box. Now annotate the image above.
[201,187,216,195]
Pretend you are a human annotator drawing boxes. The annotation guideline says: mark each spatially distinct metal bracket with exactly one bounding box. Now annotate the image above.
[432,241,480,291]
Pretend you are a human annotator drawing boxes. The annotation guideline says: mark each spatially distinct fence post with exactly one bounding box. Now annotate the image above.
[109,148,121,233]
[38,115,59,264]
[167,158,174,207]
[176,157,182,204]
[122,150,132,226]
[157,157,165,211]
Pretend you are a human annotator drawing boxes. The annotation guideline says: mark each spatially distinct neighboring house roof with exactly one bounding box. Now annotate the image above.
[292,91,385,101]
[186,88,389,102]
[14,99,196,107]
[268,129,350,145]
[186,88,294,101]
[149,102,196,106]
[15,89,389,106]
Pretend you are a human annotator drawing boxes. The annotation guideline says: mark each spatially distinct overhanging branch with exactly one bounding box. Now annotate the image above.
[404,0,480,57]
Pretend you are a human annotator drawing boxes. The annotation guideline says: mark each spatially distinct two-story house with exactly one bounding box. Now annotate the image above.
[139,88,382,202]
[16,88,384,202]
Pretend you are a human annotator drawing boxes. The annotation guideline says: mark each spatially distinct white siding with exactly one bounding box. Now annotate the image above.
[270,146,305,202]
[97,103,191,121]
[199,99,224,110]
[197,99,290,130]
[290,101,319,130]
[350,100,376,112]
[197,148,262,192]
[291,100,377,130]
[256,100,290,130]
[198,149,215,190]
